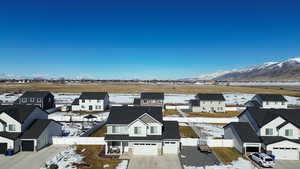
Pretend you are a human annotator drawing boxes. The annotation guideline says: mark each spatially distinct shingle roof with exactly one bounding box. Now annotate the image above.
[0,105,39,123]
[0,132,21,140]
[79,92,108,100]
[20,119,59,139]
[105,134,162,141]
[162,121,180,140]
[133,98,141,105]
[224,122,261,143]
[245,100,261,107]
[106,106,163,125]
[244,107,300,128]
[260,136,300,145]
[141,92,164,100]
[189,99,200,106]
[71,98,79,105]
[20,91,52,98]
[256,94,287,102]
[195,94,225,101]
[276,121,289,130]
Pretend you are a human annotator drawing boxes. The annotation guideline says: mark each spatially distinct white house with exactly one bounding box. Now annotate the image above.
[224,107,300,160]
[190,94,226,113]
[0,105,62,154]
[245,94,288,109]
[72,92,109,112]
[104,106,180,156]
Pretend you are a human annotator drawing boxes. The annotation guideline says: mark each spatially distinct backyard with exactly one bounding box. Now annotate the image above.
[179,126,199,138]
[211,147,243,164]
[187,111,241,118]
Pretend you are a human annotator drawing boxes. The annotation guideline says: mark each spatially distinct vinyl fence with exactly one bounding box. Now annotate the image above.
[181,138,234,147]
[53,137,106,145]
[163,117,239,123]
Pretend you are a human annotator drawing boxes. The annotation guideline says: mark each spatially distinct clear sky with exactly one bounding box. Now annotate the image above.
[0,0,300,79]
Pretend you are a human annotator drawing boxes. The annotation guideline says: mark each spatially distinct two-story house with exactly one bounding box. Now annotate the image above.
[190,94,226,113]
[224,107,300,160]
[139,92,164,107]
[0,105,62,154]
[72,92,109,111]
[104,106,180,156]
[245,94,288,109]
[14,91,55,110]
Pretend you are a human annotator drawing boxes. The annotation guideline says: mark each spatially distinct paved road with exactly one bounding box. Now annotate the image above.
[180,146,220,167]
[0,145,67,169]
[127,155,183,169]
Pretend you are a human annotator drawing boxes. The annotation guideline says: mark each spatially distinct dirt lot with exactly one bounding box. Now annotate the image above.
[0,82,299,96]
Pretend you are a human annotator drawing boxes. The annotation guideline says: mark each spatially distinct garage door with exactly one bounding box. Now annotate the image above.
[22,140,34,151]
[163,141,178,154]
[272,147,299,160]
[0,143,7,154]
[133,143,158,155]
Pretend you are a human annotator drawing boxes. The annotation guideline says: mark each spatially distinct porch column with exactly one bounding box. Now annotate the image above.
[259,144,261,153]
[120,141,123,155]
[105,142,108,155]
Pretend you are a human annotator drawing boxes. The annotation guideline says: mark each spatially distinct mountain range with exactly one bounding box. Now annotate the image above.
[193,57,300,81]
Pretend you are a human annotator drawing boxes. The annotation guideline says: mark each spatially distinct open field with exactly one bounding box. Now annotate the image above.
[1,82,300,96]
[212,147,243,164]
[187,111,241,118]
[179,126,199,138]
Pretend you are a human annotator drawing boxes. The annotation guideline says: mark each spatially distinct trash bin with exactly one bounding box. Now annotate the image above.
[6,149,14,156]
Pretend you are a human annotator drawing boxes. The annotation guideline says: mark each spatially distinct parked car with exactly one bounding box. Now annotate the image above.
[249,152,275,168]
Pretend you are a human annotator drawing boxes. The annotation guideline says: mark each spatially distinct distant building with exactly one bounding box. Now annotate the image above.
[245,94,288,109]
[140,92,164,107]
[14,91,55,110]
[72,92,109,111]
[190,94,226,113]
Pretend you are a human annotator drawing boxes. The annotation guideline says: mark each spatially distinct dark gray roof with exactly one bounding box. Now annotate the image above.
[256,94,287,102]
[106,106,163,125]
[72,98,79,105]
[141,92,164,100]
[224,122,261,143]
[0,132,21,140]
[133,98,141,105]
[195,94,225,101]
[79,92,108,100]
[20,119,59,139]
[243,107,300,129]
[20,91,52,98]
[189,99,200,106]
[0,105,39,123]
[260,136,300,145]
[245,100,261,107]
[105,134,162,141]
[162,121,180,140]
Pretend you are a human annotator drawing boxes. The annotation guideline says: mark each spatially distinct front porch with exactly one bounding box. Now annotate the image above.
[105,141,129,155]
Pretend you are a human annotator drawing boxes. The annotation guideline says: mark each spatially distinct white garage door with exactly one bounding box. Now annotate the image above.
[272,147,299,160]
[163,141,178,154]
[133,143,158,155]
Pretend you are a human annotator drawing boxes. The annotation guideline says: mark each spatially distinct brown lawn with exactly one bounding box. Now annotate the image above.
[164,109,182,117]
[212,147,243,164]
[179,126,199,138]
[90,126,107,137]
[187,111,241,118]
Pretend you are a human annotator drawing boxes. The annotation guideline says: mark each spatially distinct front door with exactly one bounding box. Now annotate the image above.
[0,143,7,154]
[89,105,93,111]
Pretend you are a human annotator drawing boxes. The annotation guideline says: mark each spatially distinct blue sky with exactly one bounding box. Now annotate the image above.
[0,0,300,79]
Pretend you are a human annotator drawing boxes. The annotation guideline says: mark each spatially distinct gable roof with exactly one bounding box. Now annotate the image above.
[256,94,287,102]
[72,98,79,105]
[195,94,225,101]
[243,107,300,129]
[141,92,164,100]
[189,99,200,106]
[0,105,40,123]
[224,122,261,143]
[133,98,141,105]
[106,106,163,125]
[20,91,52,98]
[20,119,60,139]
[245,100,261,107]
[0,132,21,140]
[79,92,108,100]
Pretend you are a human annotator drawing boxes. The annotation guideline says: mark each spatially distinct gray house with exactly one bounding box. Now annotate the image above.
[190,94,226,113]
[140,92,164,107]
[15,91,55,110]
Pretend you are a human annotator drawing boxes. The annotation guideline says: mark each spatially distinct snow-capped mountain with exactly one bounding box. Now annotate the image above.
[195,57,300,81]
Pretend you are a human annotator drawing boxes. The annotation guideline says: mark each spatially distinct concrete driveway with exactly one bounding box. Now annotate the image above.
[0,145,67,169]
[273,160,300,169]
[128,155,182,169]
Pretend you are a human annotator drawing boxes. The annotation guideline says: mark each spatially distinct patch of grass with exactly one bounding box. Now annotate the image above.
[74,145,123,169]
[164,109,182,117]
[212,147,242,164]
[179,126,199,138]
[187,111,241,118]
[90,126,107,137]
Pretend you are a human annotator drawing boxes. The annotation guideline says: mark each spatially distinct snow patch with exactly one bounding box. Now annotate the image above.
[184,158,257,169]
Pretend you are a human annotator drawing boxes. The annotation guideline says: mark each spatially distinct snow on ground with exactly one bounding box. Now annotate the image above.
[49,111,109,122]
[184,158,257,169]
[61,122,86,136]
[195,123,224,139]
[116,160,129,169]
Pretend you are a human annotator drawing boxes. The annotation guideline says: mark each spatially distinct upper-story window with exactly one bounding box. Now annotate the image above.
[134,127,142,134]
[265,128,273,136]
[30,98,34,102]
[22,98,27,102]
[37,98,42,103]
[285,129,293,137]
[275,101,277,105]
[150,126,158,134]
[8,124,16,131]
[82,99,85,103]
[112,126,120,134]
[97,100,100,103]
[281,102,285,105]
[266,101,269,105]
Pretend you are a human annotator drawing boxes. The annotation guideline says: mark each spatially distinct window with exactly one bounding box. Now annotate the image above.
[8,124,16,131]
[81,105,85,109]
[275,101,277,105]
[30,98,34,102]
[112,126,119,133]
[281,102,285,105]
[37,98,42,102]
[134,127,142,134]
[265,128,273,136]
[22,98,27,102]
[150,126,158,134]
[97,100,100,103]
[285,129,293,136]
[82,99,85,103]
[266,101,269,105]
